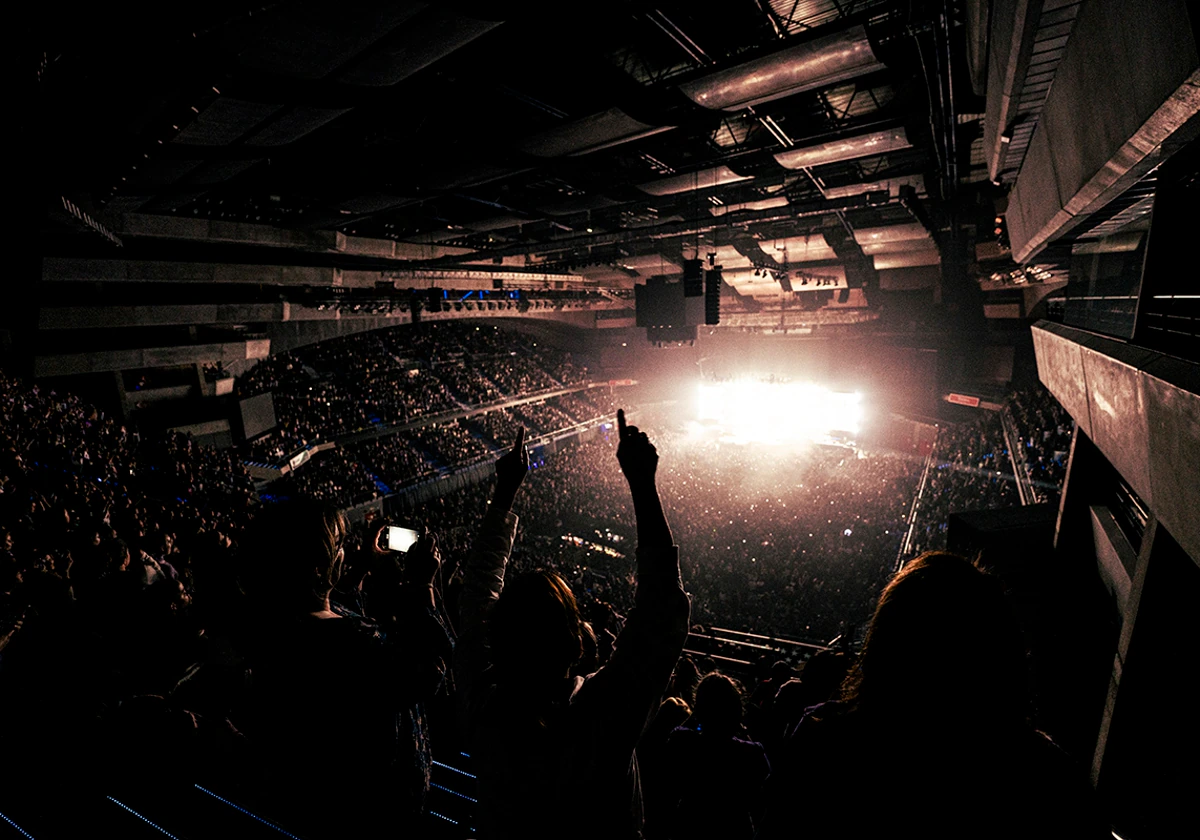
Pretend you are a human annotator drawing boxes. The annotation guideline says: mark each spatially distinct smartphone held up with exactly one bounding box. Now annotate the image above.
[385,525,420,553]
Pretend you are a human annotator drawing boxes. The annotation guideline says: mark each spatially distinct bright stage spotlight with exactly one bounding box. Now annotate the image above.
[696,380,863,445]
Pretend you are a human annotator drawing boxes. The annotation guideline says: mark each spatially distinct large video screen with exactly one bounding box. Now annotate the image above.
[239,392,277,441]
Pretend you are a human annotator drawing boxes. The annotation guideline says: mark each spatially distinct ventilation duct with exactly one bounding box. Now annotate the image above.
[691,244,755,269]
[628,213,684,229]
[721,268,758,284]
[222,2,430,80]
[338,8,500,86]
[465,215,532,232]
[638,165,752,196]
[765,234,836,262]
[540,195,621,216]
[852,222,931,247]
[860,237,936,255]
[411,226,474,243]
[822,174,925,201]
[172,98,284,146]
[335,194,412,214]
[709,196,789,216]
[577,264,636,284]
[679,25,885,111]
[774,127,911,170]
[872,249,941,270]
[744,286,789,299]
[519,108,675,157]
[722,268,787,294]
[246,107,352,147]
[133,158,205,188]
[619,254,681,274]
[179,159,261,187]
[417,162,526,191]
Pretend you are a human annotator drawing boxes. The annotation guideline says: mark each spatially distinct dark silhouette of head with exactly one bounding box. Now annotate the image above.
[769,660,795,682]
[105,539,131,574]
[845,551,1028,727]
[670,655,700,705]
[242,499,347,612]
[489,570,583,684]
[693,673,744,739]
[783,649,850,717]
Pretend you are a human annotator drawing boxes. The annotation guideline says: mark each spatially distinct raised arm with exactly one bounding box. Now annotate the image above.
[617,408,673,556]
[490,426,528,517]
[593,410,689,733]
[385,532,455,703]
[453,429,529,711]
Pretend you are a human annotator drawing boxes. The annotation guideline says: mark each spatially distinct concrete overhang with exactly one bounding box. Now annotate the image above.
[1032,320,1200,564]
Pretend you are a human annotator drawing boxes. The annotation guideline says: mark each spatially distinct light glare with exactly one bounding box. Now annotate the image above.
[697,380,862,445]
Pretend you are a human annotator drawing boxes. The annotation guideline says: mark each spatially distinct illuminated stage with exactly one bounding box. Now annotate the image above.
[689,378,863,447]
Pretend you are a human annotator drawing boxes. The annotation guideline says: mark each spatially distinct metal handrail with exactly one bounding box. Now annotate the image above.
[896,427,939,571]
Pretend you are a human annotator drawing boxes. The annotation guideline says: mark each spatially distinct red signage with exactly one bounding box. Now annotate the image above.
[946,393,981,407]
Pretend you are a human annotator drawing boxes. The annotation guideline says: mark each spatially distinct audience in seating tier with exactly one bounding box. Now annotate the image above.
[0,357,1101,838]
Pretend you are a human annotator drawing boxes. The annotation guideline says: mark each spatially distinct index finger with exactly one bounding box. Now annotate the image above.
[513,426,527,451]
[617,409,627,438]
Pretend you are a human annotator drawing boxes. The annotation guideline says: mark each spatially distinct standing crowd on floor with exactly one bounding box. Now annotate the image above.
[0,365,1106,838]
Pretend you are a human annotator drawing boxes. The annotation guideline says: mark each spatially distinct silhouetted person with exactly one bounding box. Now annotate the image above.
[669,655,701,707]
[756,551,1110,839]
[640,696,693,839]
[238,499,453,837]
[770,649,849,749]
[665,673,769,839]
[456,414,690,839]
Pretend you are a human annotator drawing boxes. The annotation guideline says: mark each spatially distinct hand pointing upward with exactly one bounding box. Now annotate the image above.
[616,409,657,486]
[493,426,528,511]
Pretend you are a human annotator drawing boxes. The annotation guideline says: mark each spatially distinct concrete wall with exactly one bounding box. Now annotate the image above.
[1033,320,1200,564]
[40,304,288,330]
[983,0,1041,181]
[1008,0,1200,261]
[43,258,338,285]
[35,339,270,378]
[117,214,338,250]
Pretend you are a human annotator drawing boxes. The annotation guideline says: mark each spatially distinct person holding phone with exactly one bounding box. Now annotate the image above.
[455,412,690,839]
[237,498,454,837]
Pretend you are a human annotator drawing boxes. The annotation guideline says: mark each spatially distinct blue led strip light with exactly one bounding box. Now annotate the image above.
[431,760,476,779]
[193,786,304,840]
[429,811,458,825]
[430,783,478,803]
[105,797,181,840]
[0,812,35,840]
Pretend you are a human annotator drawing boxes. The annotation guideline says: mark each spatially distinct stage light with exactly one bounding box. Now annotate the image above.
[696,380,862,445]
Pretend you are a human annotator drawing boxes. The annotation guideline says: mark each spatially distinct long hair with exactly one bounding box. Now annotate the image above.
[489,569,584,684]
[841,551,1029,727]
[692,673,744,738]
[240,498,347,612]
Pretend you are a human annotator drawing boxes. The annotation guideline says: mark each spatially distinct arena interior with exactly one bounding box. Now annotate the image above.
[4,3,1200,838]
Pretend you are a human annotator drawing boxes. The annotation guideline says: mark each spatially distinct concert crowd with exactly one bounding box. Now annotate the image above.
[1007,384,1074,504]
[239,322,589,461]
[0,354,1103,838]
[906,411,1021,556]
